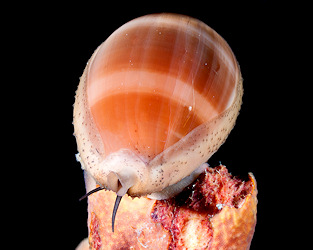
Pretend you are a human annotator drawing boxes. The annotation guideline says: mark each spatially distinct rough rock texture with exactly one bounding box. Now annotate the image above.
[78,165,257,249]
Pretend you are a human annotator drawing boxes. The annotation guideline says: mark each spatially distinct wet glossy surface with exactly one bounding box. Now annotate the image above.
[86,14,239,160]
[92,92,202,159]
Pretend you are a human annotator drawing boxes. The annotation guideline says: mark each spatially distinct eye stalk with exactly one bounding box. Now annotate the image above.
[79,187,122,233]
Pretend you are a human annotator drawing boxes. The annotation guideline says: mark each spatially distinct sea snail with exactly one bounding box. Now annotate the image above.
[74,13,243,230]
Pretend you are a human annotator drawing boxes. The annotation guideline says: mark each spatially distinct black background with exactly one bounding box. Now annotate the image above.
[6,1,297,249]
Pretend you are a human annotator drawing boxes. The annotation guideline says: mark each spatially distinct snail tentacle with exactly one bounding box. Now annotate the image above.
[79,186,104,201]
[112,195,123,233]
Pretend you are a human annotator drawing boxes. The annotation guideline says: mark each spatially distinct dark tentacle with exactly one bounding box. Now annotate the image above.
[79,186,104,201]
[112,195,122,233]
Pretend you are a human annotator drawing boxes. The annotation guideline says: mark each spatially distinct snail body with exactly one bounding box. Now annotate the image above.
[74,13,242,199]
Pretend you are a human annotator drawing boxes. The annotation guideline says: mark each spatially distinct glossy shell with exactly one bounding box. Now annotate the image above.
[74,13,243,198]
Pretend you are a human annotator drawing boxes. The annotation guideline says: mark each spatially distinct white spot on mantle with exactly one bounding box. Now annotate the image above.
[75,153,81,162]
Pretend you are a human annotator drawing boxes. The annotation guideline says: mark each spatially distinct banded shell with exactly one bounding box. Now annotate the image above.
[74,13,243,199]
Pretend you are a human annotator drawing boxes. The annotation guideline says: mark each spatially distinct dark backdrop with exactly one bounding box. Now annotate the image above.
[9,1,294,249]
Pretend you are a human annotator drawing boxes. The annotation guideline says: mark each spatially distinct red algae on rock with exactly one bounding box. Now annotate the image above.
[151,165,254,249]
